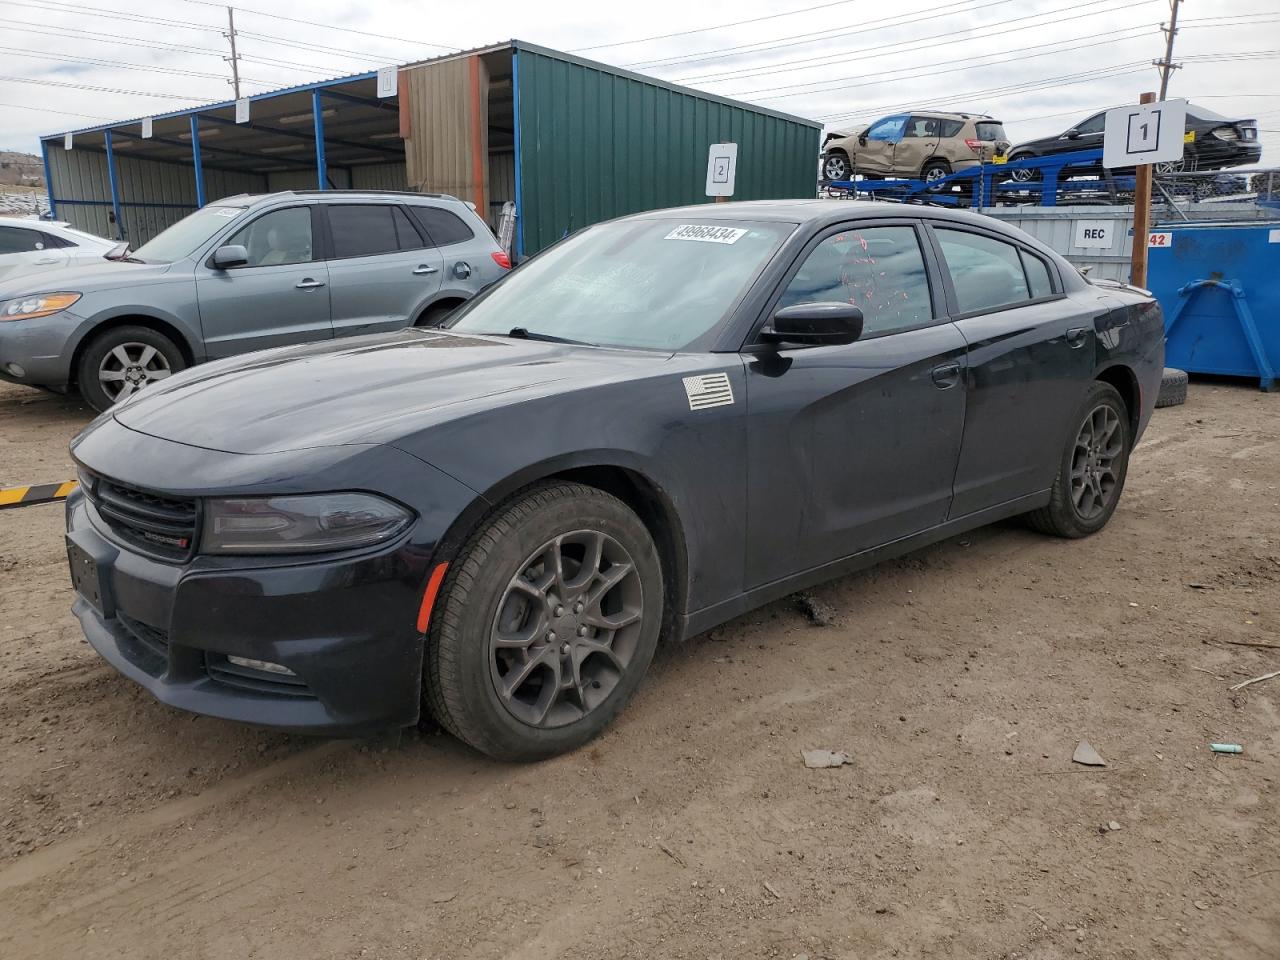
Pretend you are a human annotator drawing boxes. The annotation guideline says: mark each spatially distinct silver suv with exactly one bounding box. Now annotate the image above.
[0,191,508,411]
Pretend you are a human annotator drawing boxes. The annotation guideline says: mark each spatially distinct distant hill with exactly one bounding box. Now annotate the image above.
[0,150,43,187]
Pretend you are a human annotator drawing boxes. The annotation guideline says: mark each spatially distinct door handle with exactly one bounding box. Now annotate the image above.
[413,265,439,275]
[1066,326,1089,348]
[35,257,59,265]
[295,278,325,290]
[931,361,962,388]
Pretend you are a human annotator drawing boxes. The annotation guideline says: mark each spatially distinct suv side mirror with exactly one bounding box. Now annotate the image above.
[1065,128,1082,140]
[761,302,864,346]
[858,133,868,147]
[211,244,249,269]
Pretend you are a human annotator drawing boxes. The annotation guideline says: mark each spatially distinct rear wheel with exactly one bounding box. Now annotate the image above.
[1025,382,1131,538]
[922,159,951,184]
[76,325,185,412]
[1008,153,1039,183]
[423,481,664,761]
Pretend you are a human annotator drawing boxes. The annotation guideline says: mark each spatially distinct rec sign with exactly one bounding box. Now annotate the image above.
[1073,220,1116,250]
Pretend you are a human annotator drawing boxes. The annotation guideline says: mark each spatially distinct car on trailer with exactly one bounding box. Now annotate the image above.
[65,200,1164,761]
[821,111,1011,184]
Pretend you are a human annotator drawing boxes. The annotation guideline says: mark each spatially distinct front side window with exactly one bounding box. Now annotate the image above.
[448,218,794,351]
[778,225,933,337]
[936,229,1031,314]
[0,226,45,253]
[226,207,313,267]
[866,116,907,142]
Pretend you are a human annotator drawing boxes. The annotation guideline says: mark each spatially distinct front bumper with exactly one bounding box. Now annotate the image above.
[67,489,429,734]
[0,309,84,387]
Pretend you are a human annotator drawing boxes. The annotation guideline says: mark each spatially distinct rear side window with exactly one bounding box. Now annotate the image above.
[935,229,1030,314]
[939,119,965,138]
[974,122,1006,142]
[40,232,76,249]
[328,205,403,259]
[409,205,475,246]
[1021,250,1055,299]
[778,225,933,337]
[0,226,44,253]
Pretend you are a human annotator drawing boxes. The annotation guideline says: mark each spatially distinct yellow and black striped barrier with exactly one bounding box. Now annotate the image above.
[0,481,78,510]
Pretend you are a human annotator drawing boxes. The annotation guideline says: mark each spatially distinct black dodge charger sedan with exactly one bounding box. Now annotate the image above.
[66,201,1164,760]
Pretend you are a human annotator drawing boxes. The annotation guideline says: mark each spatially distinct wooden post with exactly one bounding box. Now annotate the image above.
[1129,91,1156,288]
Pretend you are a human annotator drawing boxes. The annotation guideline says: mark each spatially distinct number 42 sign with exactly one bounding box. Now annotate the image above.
[1102,98,1187,170]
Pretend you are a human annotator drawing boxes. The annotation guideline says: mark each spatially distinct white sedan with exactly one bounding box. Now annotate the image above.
[0,218,116,282]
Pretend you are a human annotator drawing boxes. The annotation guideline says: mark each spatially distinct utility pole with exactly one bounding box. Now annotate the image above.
[1130,91,1157,288]
[224,6,242,100]
[1154,0,1182,100]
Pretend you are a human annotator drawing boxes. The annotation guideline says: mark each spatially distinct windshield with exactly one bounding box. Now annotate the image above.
[447,218,794,350]
[131,204,248,263]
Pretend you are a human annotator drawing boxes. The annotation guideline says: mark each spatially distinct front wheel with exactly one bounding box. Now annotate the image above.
[76,325,185,412]
[423,482,664,761]
[822,152,851,182]
[1008,154,1039,183]
[1025,382,1131,538]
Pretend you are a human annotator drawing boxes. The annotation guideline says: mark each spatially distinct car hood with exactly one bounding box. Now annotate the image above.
[0,258,177,298]
[113,328,673,455]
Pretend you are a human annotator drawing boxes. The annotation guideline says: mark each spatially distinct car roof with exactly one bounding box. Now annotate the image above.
[616,199,1014,231]
[211,190,462,206]
[0,217,66,228]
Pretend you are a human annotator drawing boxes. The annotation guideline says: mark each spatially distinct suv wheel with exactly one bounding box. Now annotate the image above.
[822,152,851,182]
[423,481,664,761]
[922,159,952,189]
[77,325,185,412]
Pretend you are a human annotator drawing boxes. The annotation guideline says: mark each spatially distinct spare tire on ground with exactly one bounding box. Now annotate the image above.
[1156,367,1188,408]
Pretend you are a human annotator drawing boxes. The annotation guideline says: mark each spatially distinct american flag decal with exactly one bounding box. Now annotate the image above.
[682,373,734,410]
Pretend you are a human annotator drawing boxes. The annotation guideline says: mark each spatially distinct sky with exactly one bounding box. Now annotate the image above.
[1,0,1278,165]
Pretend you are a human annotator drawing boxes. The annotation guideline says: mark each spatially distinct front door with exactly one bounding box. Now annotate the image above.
[854,115,907,176]
[194,205,333,359]
[928,225,1097,516]
[744,221,968,588]
[893,116,942,178]
[322,202,445,337]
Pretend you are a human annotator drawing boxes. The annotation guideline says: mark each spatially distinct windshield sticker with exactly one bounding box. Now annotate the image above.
[212,208,243,218]
[683,373,735,410]
[665,224,748,245]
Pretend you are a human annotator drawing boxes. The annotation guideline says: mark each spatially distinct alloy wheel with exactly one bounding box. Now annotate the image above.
[823,155,849,181]
[1070,404,1123,521]
[489,530,644,729]
[98,342,172,403]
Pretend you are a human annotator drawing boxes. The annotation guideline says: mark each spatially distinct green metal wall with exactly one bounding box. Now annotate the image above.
[514,45,821,254]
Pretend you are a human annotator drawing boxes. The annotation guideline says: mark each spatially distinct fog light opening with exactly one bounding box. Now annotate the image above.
[4,362,25,378]
[226,655,296,677]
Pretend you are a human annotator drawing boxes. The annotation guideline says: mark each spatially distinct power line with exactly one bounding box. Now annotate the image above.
[0,0,223,32]
[570,0,860,52]
[626,0,1009,70]
[0,73,217,101]
[727,25,1155,100]
[0,46,271,83]
[0,100,112,121]
[171,0,461,52]
[677,0,1155,84]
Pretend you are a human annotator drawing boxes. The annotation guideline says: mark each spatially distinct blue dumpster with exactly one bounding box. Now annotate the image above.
[1147,222,1279,391]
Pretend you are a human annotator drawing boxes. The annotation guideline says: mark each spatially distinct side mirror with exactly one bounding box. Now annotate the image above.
[1065,128,1082,140]
[211,244,249,269]
[761,302,864,346]
[858,133,868,147]
[104,241,130,262]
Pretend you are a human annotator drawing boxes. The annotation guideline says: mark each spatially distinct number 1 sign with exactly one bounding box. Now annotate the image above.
[1102,99,1187,170]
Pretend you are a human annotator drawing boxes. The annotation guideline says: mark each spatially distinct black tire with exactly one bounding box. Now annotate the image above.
[1156,367,1188,408]
[922,159,952,188]
[423,481,664,762]
[822,152,851,182]
[1025,382,1131,539]
[1008,153,1040,183]
[76,325,186,413]
[415,302,459,328]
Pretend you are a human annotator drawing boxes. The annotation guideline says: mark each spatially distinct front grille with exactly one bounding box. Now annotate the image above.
[82,472,199,561]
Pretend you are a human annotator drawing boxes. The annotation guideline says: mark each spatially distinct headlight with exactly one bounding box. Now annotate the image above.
[0,292,81,321]
[201,493,414,555]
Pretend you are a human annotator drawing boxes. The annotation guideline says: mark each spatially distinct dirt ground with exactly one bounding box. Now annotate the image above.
[1,377,1277,960]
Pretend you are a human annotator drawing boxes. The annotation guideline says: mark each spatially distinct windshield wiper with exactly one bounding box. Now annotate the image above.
[506,327,589,346]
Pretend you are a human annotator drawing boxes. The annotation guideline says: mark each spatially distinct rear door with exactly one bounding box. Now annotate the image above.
[0,225,68,282]
[855,115,907,176]
[743,220,968,587]
[893,116,942,178]
[323,202,445,337]
[927,224,1095,516]
[194,205,333,358]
